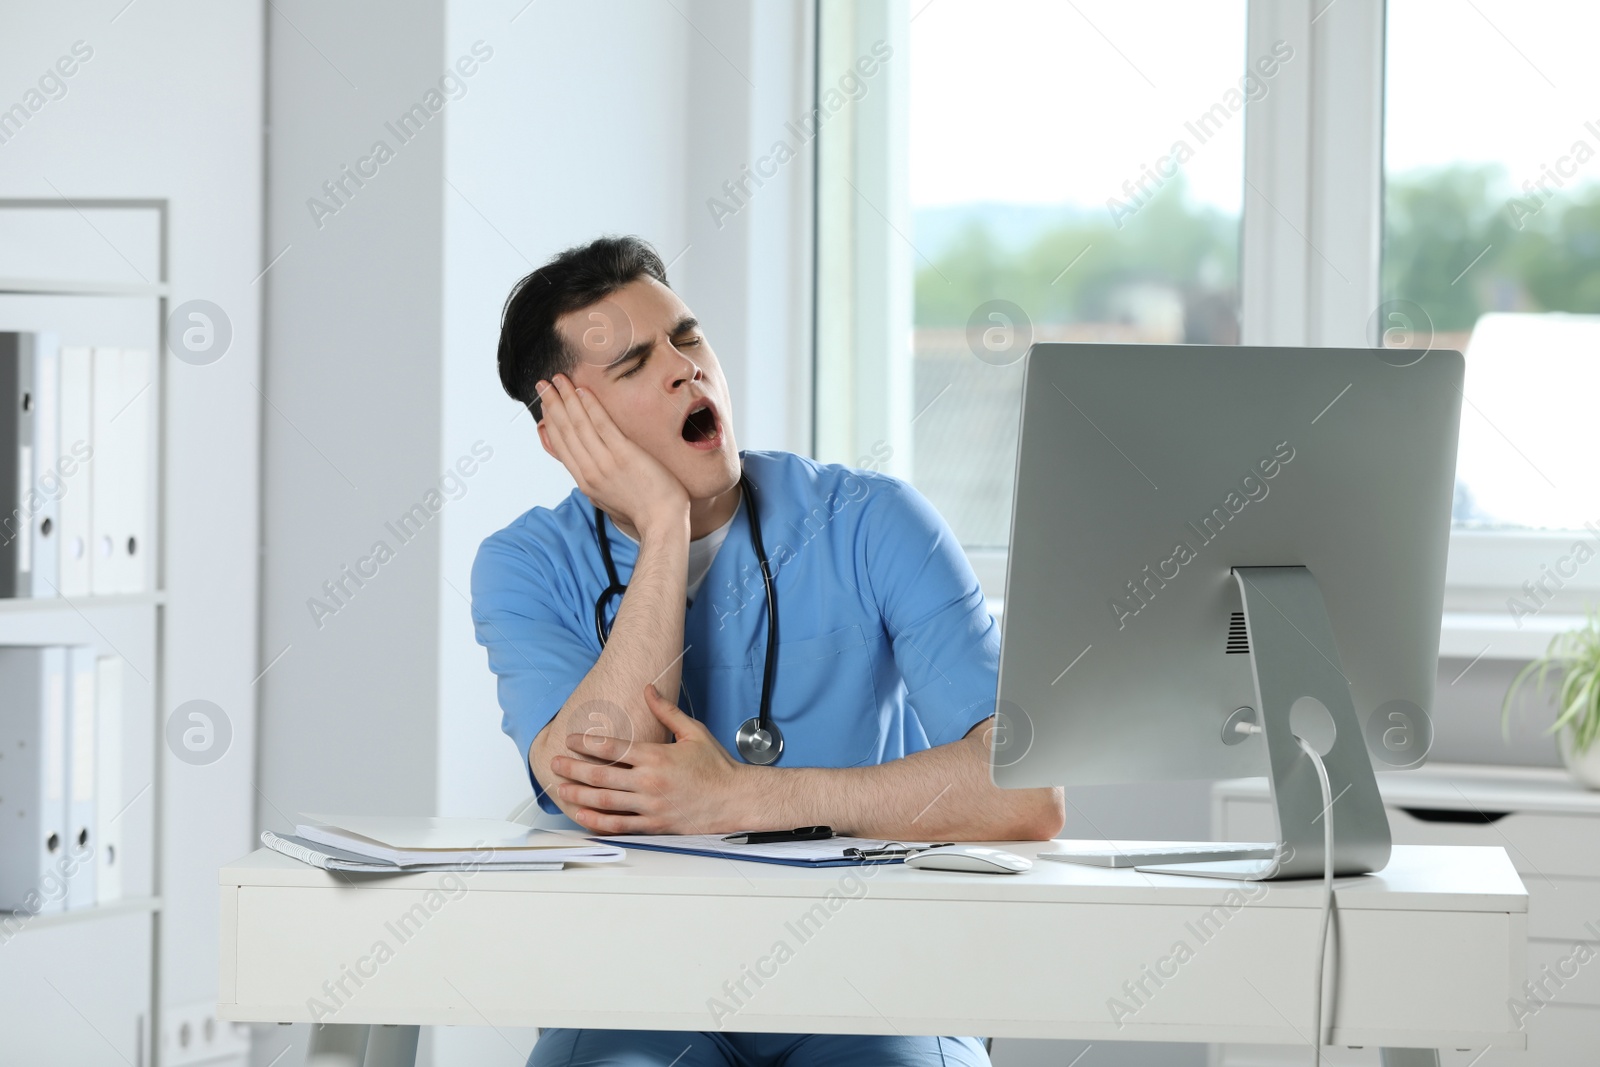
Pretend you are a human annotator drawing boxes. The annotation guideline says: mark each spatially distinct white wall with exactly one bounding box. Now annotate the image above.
[258,2,812,1063]
[433,0,816,825]
[430,5,817,1062]
[433,0,694,829]
[259,0,447,827]
[0,0,264,1053]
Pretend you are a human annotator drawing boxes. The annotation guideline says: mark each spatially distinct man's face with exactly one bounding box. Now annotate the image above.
[544,276,740,501]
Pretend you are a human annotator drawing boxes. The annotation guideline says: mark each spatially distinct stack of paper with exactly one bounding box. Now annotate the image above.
[261,815,624,872]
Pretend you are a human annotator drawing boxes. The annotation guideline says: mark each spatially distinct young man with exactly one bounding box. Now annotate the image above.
[472,235,1064,1067]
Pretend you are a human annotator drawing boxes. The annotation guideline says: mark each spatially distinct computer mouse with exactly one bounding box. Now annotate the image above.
[904,845,1033,874]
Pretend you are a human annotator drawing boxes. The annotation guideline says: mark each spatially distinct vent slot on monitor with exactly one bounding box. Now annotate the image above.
[1226,612,1250,655]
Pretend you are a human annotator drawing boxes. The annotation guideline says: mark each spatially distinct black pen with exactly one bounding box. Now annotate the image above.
[721,825,835,845]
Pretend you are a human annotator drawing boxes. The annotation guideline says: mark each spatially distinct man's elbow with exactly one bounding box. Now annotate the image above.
[1012,788,1065,841]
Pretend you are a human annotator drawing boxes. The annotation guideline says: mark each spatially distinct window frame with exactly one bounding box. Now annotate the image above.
[812,0,1581,657]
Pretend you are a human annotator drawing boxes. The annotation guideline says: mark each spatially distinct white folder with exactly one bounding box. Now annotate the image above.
[91,348,152,595]
[89,348,118,596]
[0,333,29,597]
[27,334,60,598]
[56,346,94,598]
[0,647,69,914]
[63,645,97,909]
[116,349,151,594]
[94,654,123,903]
[1,333,62,599]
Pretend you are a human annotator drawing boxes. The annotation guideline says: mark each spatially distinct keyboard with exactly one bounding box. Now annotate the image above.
[1038,842,1277,868]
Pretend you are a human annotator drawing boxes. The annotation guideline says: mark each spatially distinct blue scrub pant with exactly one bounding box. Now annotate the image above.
[527,1028,990,1066]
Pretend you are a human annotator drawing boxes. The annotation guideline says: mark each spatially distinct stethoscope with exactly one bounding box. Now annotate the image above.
[593,467,783,765]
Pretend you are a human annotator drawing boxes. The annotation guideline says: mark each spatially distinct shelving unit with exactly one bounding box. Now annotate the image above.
[0,591,167,614]
[0,198,167,1067]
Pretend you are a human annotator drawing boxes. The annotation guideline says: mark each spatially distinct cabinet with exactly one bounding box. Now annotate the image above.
[0,199,166,1066]
[1213,762,1600,1066]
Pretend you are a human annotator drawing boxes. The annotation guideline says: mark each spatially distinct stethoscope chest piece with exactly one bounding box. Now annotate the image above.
[735,717,784,765]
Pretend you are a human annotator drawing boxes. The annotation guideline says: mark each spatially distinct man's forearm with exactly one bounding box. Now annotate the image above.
[741,718,1065,842]
[531,511,690,799]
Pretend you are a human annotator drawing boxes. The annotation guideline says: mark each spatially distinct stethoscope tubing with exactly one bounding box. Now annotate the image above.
[592,464,779,762]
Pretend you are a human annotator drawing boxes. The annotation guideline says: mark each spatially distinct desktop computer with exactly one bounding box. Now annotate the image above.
[991,343,1464,880]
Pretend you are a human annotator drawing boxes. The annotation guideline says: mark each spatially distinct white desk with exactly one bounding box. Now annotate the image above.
[219,841,1527,1066]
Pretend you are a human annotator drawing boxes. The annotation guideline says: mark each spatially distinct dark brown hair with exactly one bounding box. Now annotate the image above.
[497,235,668,420]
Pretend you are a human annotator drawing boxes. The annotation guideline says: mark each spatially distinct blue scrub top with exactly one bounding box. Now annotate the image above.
[470,449,1000,814]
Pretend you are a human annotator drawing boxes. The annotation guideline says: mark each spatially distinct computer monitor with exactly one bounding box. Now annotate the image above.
[991,343,1463,879]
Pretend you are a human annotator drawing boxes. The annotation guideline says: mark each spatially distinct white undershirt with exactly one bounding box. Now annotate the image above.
[612,505,738,604]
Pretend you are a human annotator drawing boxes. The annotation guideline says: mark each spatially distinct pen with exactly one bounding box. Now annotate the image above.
[721,825,835,845]
[844,842,955,860]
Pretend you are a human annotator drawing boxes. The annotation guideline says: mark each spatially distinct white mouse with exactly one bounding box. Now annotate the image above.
[904,845,1033,874]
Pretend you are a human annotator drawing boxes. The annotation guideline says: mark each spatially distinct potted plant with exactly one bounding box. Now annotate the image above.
[1503,607,1600,789]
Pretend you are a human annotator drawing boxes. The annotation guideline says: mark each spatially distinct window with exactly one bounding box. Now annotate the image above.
[815,0,1251,551]
[815,0,1588,622]
[1384,0,1600,533]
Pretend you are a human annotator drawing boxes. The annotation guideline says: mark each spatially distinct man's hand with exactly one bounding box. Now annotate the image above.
[538,373,688,537]
[550,683,755,835]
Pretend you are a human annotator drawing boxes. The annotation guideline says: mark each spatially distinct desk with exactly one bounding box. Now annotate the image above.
[219,841,1526,1067]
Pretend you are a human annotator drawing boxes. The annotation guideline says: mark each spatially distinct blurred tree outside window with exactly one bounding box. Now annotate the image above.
[907,0,1248,548]
[1385,0,1600,531]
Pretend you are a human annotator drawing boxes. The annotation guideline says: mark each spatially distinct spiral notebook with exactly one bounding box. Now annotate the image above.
[262,831,565,872]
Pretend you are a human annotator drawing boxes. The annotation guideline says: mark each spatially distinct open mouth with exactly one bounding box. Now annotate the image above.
[682,400,721,447]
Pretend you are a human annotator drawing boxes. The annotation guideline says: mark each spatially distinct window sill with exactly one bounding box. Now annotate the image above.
[1439,611,1576,661]
[982,599,1571,663]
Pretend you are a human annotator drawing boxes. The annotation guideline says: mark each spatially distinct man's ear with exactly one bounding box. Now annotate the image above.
[535,420,556,458]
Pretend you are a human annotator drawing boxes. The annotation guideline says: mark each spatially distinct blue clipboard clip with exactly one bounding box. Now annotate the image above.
[842,841,953,860]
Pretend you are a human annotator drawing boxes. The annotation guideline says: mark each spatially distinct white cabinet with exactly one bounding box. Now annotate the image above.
[0,905,155,1065]
[1213,763,1600,1067]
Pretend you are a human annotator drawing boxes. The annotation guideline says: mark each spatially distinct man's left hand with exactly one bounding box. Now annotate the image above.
[551,683,755,834]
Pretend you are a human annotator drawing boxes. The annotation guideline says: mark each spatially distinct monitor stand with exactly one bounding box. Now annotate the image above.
[1137,566,1393,881]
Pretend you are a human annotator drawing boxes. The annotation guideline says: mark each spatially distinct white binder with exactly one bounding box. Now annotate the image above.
[94,654,123,903]
[0,647,69,914]
[116,348,151,594]
[1,333,62,599]
[27,334,60,599]
[0,332,28,598]
[91,348,152,595]
[63,645,97,909]
[89,348,118,596]
[57,346,94,598]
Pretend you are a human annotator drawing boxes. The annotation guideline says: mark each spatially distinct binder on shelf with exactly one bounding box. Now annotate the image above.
[64,645,97,909]
[0,333,29,598]
[57,346,94,598]
[1,332,64,599]
[0,647,69,914]
[90,348,151,595]
[28,334,60,599]
[94,655,123,904]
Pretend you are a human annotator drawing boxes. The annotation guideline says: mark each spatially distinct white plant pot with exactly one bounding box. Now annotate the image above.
[1559,730,1600,790]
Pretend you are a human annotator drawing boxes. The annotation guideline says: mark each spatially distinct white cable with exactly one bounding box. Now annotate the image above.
[1295,735,1336,1067]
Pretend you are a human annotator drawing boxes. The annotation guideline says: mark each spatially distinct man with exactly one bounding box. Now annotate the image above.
[472,235,1064,1067]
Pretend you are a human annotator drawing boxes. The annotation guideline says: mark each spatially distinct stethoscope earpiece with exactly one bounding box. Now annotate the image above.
[593,465,780,764]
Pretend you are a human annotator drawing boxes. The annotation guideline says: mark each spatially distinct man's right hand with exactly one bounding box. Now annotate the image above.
[537,373,688,539]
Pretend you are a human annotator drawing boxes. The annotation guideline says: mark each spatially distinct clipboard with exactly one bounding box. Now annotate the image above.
[594,833,948,867]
